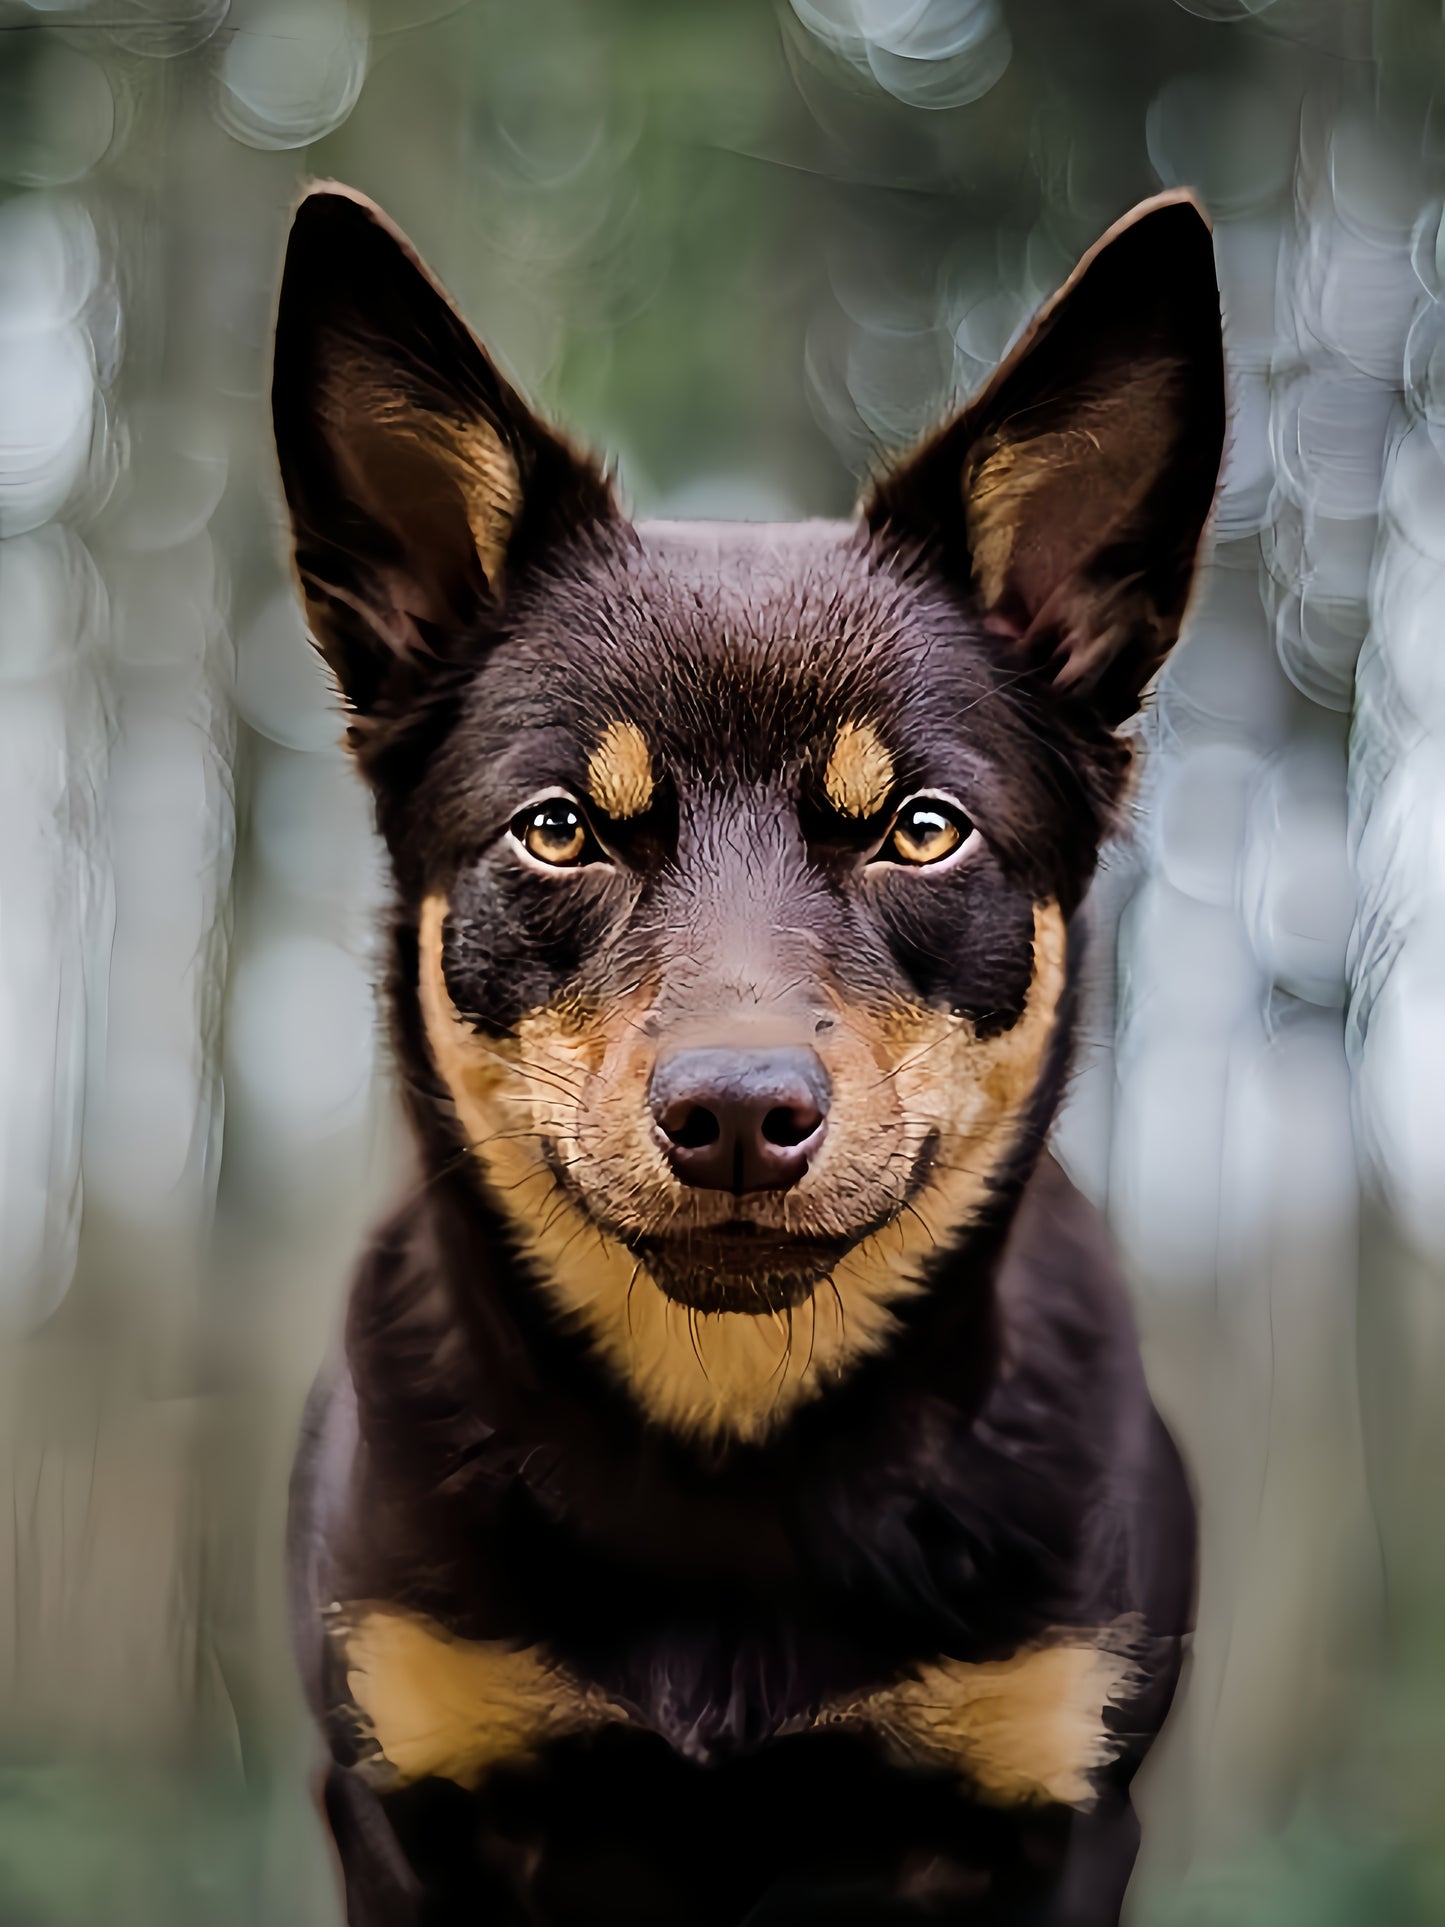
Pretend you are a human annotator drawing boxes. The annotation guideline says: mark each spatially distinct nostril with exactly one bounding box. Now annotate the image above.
[761,1104,824,1149]
[661,1103,720,1151]
[650,1047,831,1191]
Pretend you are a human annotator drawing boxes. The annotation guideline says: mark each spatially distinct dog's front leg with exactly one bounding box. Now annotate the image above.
[320,1764,424,1927]
[900,1792,1142,1927]
[952,1793,1144,1927]
[1048,1790,1141,1927]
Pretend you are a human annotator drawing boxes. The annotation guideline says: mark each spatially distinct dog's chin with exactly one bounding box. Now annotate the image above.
[629,1230,855,1315]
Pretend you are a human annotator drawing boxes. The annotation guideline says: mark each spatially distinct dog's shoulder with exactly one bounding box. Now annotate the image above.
[990,1153,1153,1448]
[991,1154,1195,1644]
[287,1355,359,1713]
[999,1155,1135,1329]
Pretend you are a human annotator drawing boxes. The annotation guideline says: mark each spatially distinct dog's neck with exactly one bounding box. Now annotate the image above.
[342,1125,1106,1661]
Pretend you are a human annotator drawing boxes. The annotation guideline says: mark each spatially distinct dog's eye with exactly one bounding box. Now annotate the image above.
[876,796,975,868]
[511,795,597,868]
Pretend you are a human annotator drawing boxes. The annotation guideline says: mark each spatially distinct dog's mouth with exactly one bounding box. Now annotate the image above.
[535,1132,943,1315]
[628,1226,856,1315]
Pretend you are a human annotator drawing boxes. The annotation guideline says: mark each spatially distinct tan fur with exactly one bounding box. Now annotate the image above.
[335,1604,618,1790]
[851,898,1069,1286]
[336,1598,1137,1809]
[416,896,1066,1443]
[587,720,654,820]
[824,719,895,819]
[819,1620,1144,1809]
[327,351,521,585]
[453,421,522,583]
[966,364,1179,609]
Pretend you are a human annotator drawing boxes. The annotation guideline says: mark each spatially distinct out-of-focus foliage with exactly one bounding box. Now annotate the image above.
[1,0,1443,1921]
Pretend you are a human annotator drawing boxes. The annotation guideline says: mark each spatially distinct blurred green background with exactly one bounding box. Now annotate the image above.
[2,0,1445,1920]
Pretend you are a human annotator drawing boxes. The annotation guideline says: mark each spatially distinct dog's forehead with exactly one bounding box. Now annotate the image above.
[571,516,911,682]
[631,516,857,583]
[479,517,966,780]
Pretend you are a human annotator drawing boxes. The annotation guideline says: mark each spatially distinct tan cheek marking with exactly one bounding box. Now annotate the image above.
[838,900,1067,1291]
[905,900,1066,1123]
[335,1605,619,1791]
[820,1622,1143,1809]
[587,720,654,820]
[418,893,504,1117]
[417,895,604,1091]
[825,719,894,819]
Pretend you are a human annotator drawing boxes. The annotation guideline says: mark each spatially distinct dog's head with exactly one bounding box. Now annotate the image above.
[271,187,1224,1441]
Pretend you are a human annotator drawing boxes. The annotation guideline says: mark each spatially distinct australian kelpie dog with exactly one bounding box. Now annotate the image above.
[275,183,1224,1926]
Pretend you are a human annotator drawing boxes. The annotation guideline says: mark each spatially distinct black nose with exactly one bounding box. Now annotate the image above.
[649,1047,830,1194]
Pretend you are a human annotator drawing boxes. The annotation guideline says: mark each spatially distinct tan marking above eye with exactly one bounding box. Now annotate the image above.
[587,720,654,820]
[825,719,895,819]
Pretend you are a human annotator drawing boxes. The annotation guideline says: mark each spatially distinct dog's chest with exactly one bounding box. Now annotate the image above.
[330,1602,1143,1812]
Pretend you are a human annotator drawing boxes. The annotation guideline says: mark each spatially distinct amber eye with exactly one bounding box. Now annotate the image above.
[511,795,594,868]
[876,795,974,868]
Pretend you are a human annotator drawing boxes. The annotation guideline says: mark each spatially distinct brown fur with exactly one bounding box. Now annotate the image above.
[964,365,1181,614]
[327,353,522,589]
[274,185,1223,1927]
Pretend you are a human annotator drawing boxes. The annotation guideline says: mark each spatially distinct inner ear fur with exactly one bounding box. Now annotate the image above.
[271,184,615,729]
[866,192,1227,726]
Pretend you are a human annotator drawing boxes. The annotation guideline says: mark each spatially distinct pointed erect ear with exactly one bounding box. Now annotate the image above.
[866,193,1226,726]
[271,186,615,723]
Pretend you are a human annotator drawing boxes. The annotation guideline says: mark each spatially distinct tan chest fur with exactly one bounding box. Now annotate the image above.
[332,1603,618,1792]
[811,1628,1144,1809]
[333,1603,1142,1810]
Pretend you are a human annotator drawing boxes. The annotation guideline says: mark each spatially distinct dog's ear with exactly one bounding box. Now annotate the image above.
[866,193,1225,726]
[271,186,615,726]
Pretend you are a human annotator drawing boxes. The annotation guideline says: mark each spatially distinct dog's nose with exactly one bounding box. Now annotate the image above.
[649,1047,830,1194]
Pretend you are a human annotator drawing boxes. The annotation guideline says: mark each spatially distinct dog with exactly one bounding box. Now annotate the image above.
[274,181,1224,1926]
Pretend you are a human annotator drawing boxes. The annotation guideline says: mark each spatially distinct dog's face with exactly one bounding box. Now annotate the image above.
[272,188,1224,1440]
[410,529,1078,1358]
